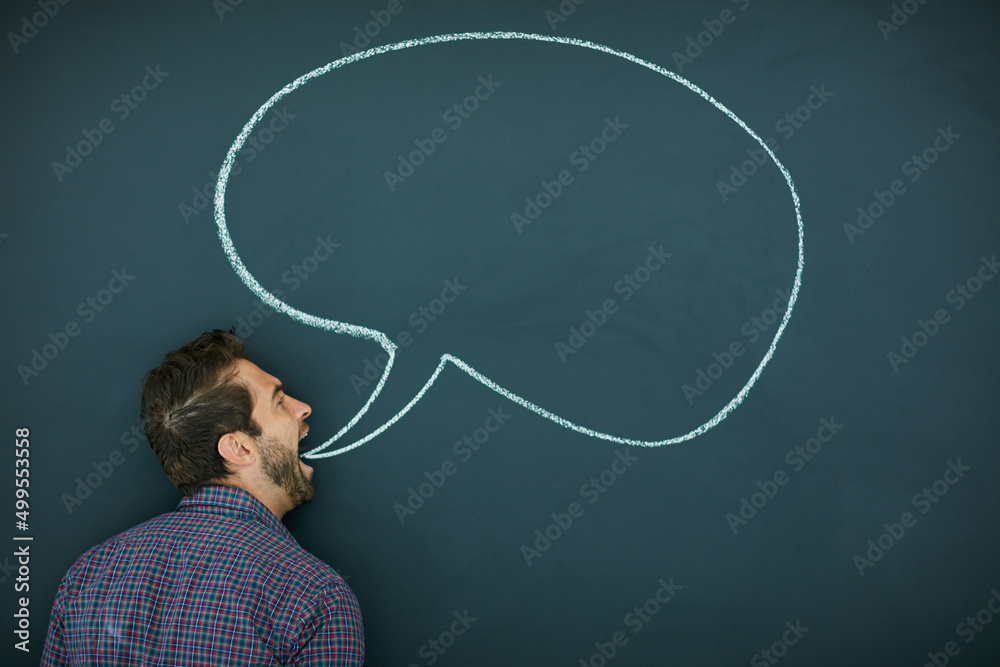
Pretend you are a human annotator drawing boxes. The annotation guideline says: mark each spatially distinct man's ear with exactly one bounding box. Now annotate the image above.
[218,432,256,470]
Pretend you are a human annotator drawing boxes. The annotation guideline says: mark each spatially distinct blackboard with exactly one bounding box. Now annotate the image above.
[3,0,999,665]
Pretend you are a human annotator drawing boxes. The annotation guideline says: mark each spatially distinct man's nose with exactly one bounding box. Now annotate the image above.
[292,396,311,420]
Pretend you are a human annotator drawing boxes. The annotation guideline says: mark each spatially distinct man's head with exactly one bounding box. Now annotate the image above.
[141,330,315,518]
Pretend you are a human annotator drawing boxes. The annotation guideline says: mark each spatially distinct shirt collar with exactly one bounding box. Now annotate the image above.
[176,485,290,538]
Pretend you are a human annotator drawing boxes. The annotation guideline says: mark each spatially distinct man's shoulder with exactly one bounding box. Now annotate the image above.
[63,507,181,571]
[61,496,345,597]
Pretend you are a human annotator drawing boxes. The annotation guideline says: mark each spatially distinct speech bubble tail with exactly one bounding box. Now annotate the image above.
[301,341,400,459]
[302,351,453,459]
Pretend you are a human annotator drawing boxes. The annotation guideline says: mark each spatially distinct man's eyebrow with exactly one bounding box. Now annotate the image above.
[272,382,285,402]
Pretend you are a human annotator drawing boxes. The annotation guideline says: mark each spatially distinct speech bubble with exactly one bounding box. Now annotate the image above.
[213,31,804,458]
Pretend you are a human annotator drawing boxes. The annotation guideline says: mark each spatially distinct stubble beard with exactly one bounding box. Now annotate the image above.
[258,433,315,508]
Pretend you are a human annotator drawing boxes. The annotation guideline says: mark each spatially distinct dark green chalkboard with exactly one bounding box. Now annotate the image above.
[3,1,999,665]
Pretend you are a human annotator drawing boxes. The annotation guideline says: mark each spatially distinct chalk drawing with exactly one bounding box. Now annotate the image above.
[213,32,804,458]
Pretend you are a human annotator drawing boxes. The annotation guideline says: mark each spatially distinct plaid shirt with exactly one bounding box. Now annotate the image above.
[41,485,364,666]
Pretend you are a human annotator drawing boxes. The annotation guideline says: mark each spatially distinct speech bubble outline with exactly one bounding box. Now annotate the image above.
[212,31,804,459]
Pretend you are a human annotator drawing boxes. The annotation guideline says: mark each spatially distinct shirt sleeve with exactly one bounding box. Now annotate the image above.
[39,577,71,666]
[292,584,365,666]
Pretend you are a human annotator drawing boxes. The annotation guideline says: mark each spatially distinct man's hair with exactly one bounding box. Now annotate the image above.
[140,329,262,496]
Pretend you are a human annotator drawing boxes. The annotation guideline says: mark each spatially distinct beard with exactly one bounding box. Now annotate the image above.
[257,433,315,508]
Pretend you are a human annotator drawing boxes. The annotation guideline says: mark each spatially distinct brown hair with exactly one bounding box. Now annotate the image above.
[140,329,261,495]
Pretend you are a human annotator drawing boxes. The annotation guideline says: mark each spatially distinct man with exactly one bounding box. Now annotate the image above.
[41,330,364,665]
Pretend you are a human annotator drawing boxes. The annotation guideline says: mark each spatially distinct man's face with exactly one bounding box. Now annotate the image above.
[234,359,315,509]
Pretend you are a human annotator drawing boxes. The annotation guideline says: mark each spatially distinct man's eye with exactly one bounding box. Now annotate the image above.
[278,395,285,405]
